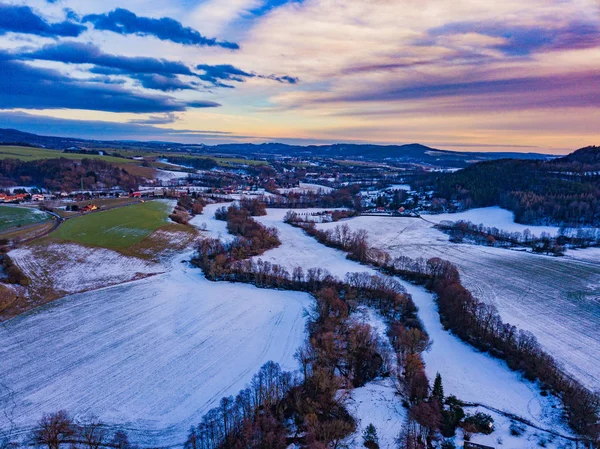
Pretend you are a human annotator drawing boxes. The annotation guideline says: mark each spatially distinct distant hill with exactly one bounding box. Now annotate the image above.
[558,145,600,165]
[0,128,549,168]
[423,146,600,226]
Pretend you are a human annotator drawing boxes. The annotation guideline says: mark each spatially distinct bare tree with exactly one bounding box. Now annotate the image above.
[78,416,106,449]
[32,411,76,449]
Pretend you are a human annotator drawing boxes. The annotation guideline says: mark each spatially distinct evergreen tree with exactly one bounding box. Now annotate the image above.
[432,372,444,404]
[362,423,379,449]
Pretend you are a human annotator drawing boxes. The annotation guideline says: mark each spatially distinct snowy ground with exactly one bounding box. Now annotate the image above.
[0,252,310,446]
[318,215,600,390]
[404,282,572,440]
[423,206,560,236]
[189,202,234,243]
[9,243,164,295]
[154,169,193,183]
[278,183,334,194]
[257,209,573,447]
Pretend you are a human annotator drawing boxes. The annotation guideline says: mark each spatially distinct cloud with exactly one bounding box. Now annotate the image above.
[196,64,255,87]
[317,71,600,113]
[429,20,600,56]
[24,41,200,91]
[82,8,239,50]
[196,63,299,87]
[0,3,86,38]
[21,42,296,91]
[25,41,195,76]
[0,53,219,113]
[128,113,177,125]
[0,111,250,144]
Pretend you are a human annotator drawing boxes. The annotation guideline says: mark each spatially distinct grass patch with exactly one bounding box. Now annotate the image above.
[51,200,173,249]
[0,206,49,232]
[0,146,134,164]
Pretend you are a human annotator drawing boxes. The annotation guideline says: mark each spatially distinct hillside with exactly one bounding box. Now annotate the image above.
[423,146,600,226]
[0,128,549,168]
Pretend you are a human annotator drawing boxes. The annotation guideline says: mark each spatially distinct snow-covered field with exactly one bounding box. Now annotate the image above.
[423,206,560,236]
[0,251,310,446]
[254,208,375,279]
[9,243,164,295]
[318,215,600,390]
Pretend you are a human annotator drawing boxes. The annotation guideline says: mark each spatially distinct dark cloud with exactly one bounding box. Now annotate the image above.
[196,64,255,87]
[250,0,303,16]
[21,42,296,91]
[24,41,202,91]
[429,20,600,56]
[0,3,86,38]
[266,74,298,84]
[0,53,219,113]
[82,8,239,50]
[26,41,195,76]
[196,64,298,87]
[129,73,199,92]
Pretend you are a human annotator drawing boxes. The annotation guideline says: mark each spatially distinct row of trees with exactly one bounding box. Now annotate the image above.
[435,220,567,255]
[436,220,600,253]
[261,185,361,209]
[2,411,135,449]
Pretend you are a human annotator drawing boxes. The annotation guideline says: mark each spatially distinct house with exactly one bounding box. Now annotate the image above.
[32,194,45,201]
[81,204,98,213]
[464,443,495,449]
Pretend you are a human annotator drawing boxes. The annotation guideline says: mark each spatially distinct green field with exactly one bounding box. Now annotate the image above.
[0,206,49,232]
[51,201,173,249]
[0,146,140,164]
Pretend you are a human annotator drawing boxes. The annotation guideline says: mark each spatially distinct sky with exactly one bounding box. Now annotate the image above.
[0,0,598,153]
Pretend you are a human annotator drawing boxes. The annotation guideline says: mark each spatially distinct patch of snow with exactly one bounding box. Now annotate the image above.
[278,183,334,194]
[10,243,164,294]
[345,379,406,449]
[189,202,235,243]
[154,169,192,182]
[261,210,569,434]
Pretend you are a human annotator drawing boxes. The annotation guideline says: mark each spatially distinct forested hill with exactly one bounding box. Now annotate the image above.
[0,158,141,192]
[424,146,600,226]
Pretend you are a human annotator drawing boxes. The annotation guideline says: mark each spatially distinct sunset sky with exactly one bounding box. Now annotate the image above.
[0,0,598,153]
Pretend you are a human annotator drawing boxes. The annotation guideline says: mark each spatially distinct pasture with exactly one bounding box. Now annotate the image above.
[0,205,49,232]
[50,200,172,249]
